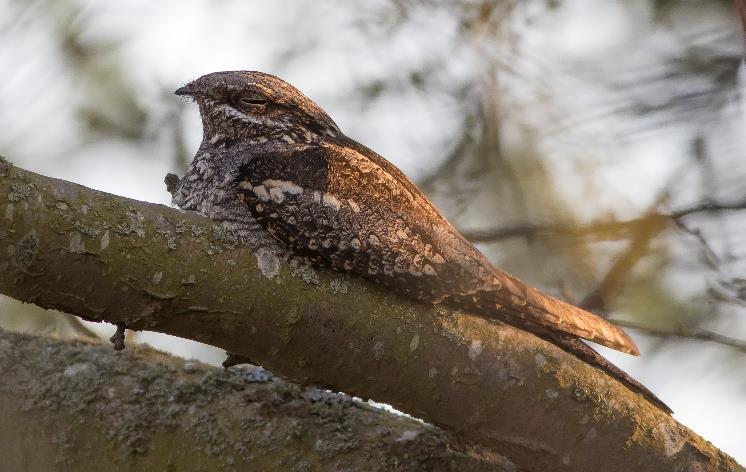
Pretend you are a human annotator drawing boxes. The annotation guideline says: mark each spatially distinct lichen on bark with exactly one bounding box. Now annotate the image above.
[0,329,500,471]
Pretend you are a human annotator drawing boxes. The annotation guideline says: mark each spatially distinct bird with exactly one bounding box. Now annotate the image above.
[172,70,670,413]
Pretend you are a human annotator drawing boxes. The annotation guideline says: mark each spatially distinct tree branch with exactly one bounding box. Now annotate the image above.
[737,0,746,59]
[0,158,741,471]
[612,319,746,354]
[578,213,668,312]
[461,215,664,243]
[460,198,746,244]
[0,328,502,470]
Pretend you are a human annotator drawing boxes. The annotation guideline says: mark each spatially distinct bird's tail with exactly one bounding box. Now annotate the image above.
[445,268,671,413]
[484,270,640,356]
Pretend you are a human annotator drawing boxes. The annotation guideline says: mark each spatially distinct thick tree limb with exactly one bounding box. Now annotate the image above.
[0,158,741,471]
[0,328,501,471]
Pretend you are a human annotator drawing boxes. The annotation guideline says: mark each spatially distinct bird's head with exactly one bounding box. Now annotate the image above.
[176,71,340,145]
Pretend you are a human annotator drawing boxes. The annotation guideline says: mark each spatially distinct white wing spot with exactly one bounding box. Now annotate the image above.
[347,200,361,213]
[264,180,303,195]
[423,264,436,276]
[238,180,253,190]
[322,193,342,210]
[396,229,408,240]
[432,253,445,264]
[368,234,380,246]
[269,187,284,203]
[253,185,270,201]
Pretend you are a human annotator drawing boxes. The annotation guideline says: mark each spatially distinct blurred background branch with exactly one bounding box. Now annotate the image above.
[612,318,746,353]
[461,197,746,243]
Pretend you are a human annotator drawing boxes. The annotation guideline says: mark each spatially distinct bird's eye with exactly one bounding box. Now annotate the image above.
[237,96,267,107]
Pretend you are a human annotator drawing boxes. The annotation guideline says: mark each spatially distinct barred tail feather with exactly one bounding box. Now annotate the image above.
[490,271,640,356]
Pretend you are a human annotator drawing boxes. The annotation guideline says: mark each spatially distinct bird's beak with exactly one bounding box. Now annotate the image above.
[174,86,191,96]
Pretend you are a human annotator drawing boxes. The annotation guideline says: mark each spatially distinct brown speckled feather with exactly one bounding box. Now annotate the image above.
[234,139,639,356]
[173,70,670,413]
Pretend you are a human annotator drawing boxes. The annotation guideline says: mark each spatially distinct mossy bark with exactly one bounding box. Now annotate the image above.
[0,158,742,471]
[0,329,501,471]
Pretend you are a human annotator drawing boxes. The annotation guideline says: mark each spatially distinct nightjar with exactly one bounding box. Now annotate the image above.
[172,71,669,413]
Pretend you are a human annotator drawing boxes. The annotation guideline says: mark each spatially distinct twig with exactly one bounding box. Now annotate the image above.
[612,319,746,354]
[461,198,746,244]
[577,162,686,312]
[737,0,746,60]
[109,322,127,351]
[461,215,663,243]
[671,219,721,269]
[63,314,101,341]
[670,197,746,220]
[579,212,667,312]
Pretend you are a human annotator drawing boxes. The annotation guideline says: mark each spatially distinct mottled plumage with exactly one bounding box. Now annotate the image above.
[173,71,670,413]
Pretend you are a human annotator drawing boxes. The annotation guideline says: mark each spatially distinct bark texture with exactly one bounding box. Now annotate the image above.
[0,328,501,471]
[0,157,742,472]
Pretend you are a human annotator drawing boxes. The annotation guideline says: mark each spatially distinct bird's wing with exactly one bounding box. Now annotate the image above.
[233,139,639,356]
[234,142,475,302]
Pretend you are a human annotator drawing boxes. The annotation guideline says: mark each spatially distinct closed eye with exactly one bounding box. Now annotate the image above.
[239,96,267,106]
